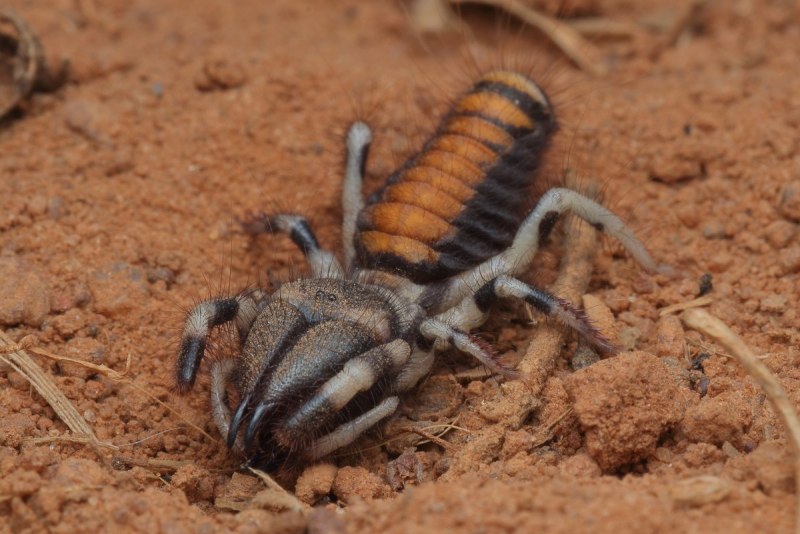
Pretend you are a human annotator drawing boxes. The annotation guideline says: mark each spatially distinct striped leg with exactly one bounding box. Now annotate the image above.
[446,188,671,307]
[243,213,344,278]
[435,275,615,353]
[341,122,372,271]
[419,318,519,379]
[391,345,436,393]
[176,293,260,391]
[503,188,665,276]
[276,339,410,452]
[309,396,400,459]
[210,358,243,449]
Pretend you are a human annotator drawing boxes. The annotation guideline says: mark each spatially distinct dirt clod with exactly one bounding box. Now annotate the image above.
[565,351,686,471]
[680,390,753,447]
[331,466,392,503]
[172,464,217,502]
[0,413,35,447]
[0,255,50,326]
[295,463,338,505]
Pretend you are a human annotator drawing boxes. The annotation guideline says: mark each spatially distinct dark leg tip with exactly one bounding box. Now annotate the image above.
[227,393,252,449]
[244,403,271,449]
[176,336,206,392]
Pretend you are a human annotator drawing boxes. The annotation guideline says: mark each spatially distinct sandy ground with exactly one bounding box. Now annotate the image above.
[1,0,799,532]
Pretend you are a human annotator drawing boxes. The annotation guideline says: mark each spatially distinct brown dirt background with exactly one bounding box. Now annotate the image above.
[1,0,799,532]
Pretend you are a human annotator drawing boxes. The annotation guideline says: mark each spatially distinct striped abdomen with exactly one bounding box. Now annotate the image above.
[355,70,557,283]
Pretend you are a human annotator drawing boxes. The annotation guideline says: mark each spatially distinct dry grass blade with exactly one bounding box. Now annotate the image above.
[357,418,468,454]
[531,407,573,448]
[680,308,800,534]
[110,456,190,473]
[26,434,119,451]
[403,426,456,451]
[0,330,115,453]
[8,335,218,443]
[658,295,712,316]
[567,17,637,39]
[448,0,609,76]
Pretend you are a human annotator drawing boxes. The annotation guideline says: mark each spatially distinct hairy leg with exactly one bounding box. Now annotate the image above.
[243,212,344,278]
[434,275,615,353]
[440,187,669,308]
[176,292,260,390]
[308,396,400,460]
[341,121,372,272]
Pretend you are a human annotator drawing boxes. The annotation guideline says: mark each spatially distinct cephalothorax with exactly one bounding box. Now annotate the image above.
[176,71,663,468]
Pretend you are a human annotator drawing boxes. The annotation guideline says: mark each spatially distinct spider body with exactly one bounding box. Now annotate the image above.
[176,70,664,468]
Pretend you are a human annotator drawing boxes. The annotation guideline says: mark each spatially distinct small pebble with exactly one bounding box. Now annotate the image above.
[697,273,713,297]
[778,246,800,274]
[654,314,685,358]
[763,219,797,249]
[0,255,50,326]
[759,294,787,313]
[331,466,391,503]
[51,308,86,337]
[90,262,150,317]
[295,463,338,505]
[195,59,247,91]
[779,182,800,222]
[706,249,733,272]
[571,343,600,371]
[617,326,641,351]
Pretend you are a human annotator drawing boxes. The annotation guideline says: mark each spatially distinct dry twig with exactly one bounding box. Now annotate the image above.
[680,308,800,534]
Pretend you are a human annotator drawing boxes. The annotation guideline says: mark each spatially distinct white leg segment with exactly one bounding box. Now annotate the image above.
[210,358,243,449]
[439,188,669,308]
[391,346,436,393]
[308,396,400,460]
[503,188,662,275]
[269,214,344,278]
[301,340,410,414]
[341,121,372,272]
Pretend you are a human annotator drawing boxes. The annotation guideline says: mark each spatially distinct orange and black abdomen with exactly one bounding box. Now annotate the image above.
[355,71,557,283]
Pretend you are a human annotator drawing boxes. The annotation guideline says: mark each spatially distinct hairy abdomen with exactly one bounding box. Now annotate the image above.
[355,70,557,283]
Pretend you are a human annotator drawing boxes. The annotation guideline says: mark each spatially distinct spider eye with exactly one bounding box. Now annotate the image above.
[315,289,338,303]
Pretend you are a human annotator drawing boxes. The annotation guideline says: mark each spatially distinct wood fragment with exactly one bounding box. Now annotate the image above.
[680,308,800,534]
[497,211,599,429]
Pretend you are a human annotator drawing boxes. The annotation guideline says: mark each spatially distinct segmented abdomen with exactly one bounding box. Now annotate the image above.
[355,70,557,283]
